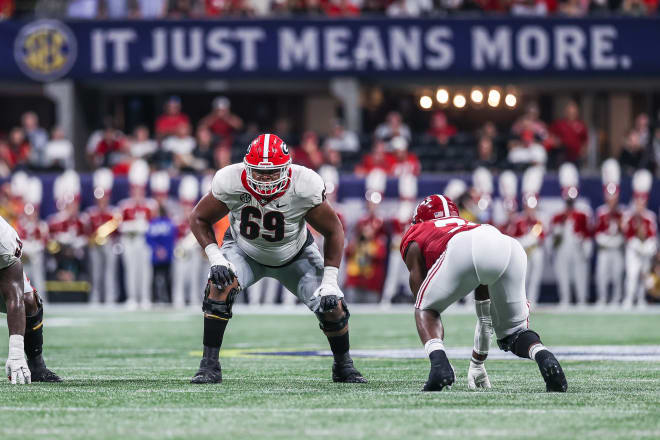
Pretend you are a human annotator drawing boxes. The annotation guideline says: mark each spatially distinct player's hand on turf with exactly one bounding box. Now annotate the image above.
[467,360,491,390]
[209,261,237,289]
[314,284,342,313]
[5,335,31,385]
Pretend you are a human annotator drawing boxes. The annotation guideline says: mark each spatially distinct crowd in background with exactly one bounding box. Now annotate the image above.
[0,0,658,19]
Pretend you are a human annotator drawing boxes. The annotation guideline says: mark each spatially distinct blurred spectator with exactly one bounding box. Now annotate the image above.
[512,102,548,142]
[0,140,12,177]
[355,139,395,175]
[550,100,588,164]
[344,212,387,303]
[324,0,361,16]
[146,204,177,303]
[137,0,169,17]
[558,0,589,15]
[215,146,232,169]
[0,0,14,19]
[632,113,651,147]
[67,0,99,18]
[200,96,243,147]
[163,122,196,171]
[507,131,547,166]
[22,112,49,168]
[475,136,498,169]
[621,0,652,14]
[292,131,324,170]
[7,127,30,169]
[168,0,200,17]
[375,111,411,143]
[129,125,158,159]
[619,130,649,173]
[190,126,217,171]
[390,136,421,176]
[100,0,130,18]
[652,127,660,173]
[427,111,457,146]
[43,127,74,170]
[325,121,360,153]
[323,146,342,168]
[478,121,498,141]
[386,0,433,16]
[155,96,190,139]
[92,126,126,169]
[510,0,549,15]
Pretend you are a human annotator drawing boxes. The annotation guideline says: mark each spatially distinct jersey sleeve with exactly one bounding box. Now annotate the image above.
[294,166,326,210]
[211,165,238,206]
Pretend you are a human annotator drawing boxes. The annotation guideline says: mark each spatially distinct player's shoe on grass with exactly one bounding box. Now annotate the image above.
[535,350,567,392]
[191,358,222,384]
[332,354,367,383]
[28,357,62,382]
[423,350,455,392]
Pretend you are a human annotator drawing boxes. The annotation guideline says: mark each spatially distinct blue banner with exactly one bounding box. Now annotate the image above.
[2,17,660,81]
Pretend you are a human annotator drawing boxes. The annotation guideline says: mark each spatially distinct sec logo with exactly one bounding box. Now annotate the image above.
[240,193,251,203]
[14,20,77,82]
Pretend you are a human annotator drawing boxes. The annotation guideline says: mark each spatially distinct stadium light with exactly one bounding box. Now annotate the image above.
[470,89,483,104]
[453,94,466,109]
[487,89,501,107]
[420,95,433,109]
[505,93,517,108]
[436,88,449,104]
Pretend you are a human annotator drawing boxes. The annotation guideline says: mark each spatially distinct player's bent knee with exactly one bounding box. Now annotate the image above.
[497,329,541,359]
[202,280,240,320]
[316,299,350,334]
[23,289,41,316]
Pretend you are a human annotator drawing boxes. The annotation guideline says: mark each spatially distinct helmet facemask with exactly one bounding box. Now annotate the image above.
[244,160,291,196]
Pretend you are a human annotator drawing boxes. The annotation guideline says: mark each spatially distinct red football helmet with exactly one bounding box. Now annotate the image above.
[244,134,291,196]
[412,194,459,224]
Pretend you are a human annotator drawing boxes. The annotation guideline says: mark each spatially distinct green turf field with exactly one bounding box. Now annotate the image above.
[0,308,659,440]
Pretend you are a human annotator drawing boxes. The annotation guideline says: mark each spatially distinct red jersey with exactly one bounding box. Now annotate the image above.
[118,198,158,234]
[47,212,86,245]
[355,153,396,175]
[549,119,588,162]
[391,153,421,176]
[594,205,624,248]
[400,217,481,270]
[551,209,591,239]
[155,113,189,137]
[84,205,118,237]
[623,210,657,241]
[16,218,48,246]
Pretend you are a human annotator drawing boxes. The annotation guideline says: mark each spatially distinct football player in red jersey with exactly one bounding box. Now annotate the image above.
[400,194,567,392]
[188,134,366,384]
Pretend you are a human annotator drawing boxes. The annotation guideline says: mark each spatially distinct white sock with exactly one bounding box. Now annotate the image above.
[529,343,548,360]
[424,338,445,357]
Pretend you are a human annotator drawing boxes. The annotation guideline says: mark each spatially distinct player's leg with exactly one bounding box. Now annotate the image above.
[415,231,482,391]
[22,274,61,382]
[553,250,572,307]
[526,248,543,306]
[276,243,365,383]
[610,250,624,305]
[88,245,102,304]
[573,252,589,305]
[191,239,261,384]
[489,237,567,392]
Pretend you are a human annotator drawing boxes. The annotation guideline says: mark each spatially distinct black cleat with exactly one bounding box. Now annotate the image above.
[190,358,222,384]
[422,350,455,392]
[536,350,567,392]
[28,358,62,383]
[332,354,367,383]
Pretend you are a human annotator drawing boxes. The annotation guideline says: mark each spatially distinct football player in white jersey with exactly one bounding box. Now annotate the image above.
[0,215,60,384]
[188,134,366,384]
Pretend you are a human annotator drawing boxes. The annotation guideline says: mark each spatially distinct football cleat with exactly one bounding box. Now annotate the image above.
[190,358,223,384]
[536,351,567,392]
[332,355,367,383]
[422,350,455,392]
[28,358,62,383]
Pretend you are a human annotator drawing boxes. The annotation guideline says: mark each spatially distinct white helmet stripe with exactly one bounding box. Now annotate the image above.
[439,195,449,217]
[263,134,270,162]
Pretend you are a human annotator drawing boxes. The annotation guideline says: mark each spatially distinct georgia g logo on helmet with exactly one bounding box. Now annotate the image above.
[244,134,292,196]
[412,194,459,224]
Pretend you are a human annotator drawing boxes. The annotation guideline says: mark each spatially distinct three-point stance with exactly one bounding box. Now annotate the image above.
[0,215,61,384]
[401,194,567,392]
[189,134,366,384]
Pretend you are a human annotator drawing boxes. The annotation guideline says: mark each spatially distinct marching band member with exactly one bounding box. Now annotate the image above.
[18,177,48,298]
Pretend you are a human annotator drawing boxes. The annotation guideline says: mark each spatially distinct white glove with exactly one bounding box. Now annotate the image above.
[313,267,344,312]
[467,360,491,390]
[205,244,238,288]
[5,335,31,385]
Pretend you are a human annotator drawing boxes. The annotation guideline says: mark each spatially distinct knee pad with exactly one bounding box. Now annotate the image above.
[316,299,350,332]
[202,281,240,320]
[497,329,541,359]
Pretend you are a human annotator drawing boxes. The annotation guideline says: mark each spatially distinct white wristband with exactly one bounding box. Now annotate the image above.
[8,335,24,358]
[204,243,226,267]
[321,266,339,286]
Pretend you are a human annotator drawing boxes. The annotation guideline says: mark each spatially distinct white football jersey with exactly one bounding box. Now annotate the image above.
[0,215,22,270]
[211,163,326,266]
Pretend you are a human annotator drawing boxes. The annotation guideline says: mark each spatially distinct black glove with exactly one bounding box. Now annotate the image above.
[209,264,235,289]
[318,294,339,313]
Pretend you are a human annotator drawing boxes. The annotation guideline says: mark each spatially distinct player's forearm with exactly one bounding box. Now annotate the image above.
[5,292,26,336]
[190,217,217,250]
[322,227,344,268]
